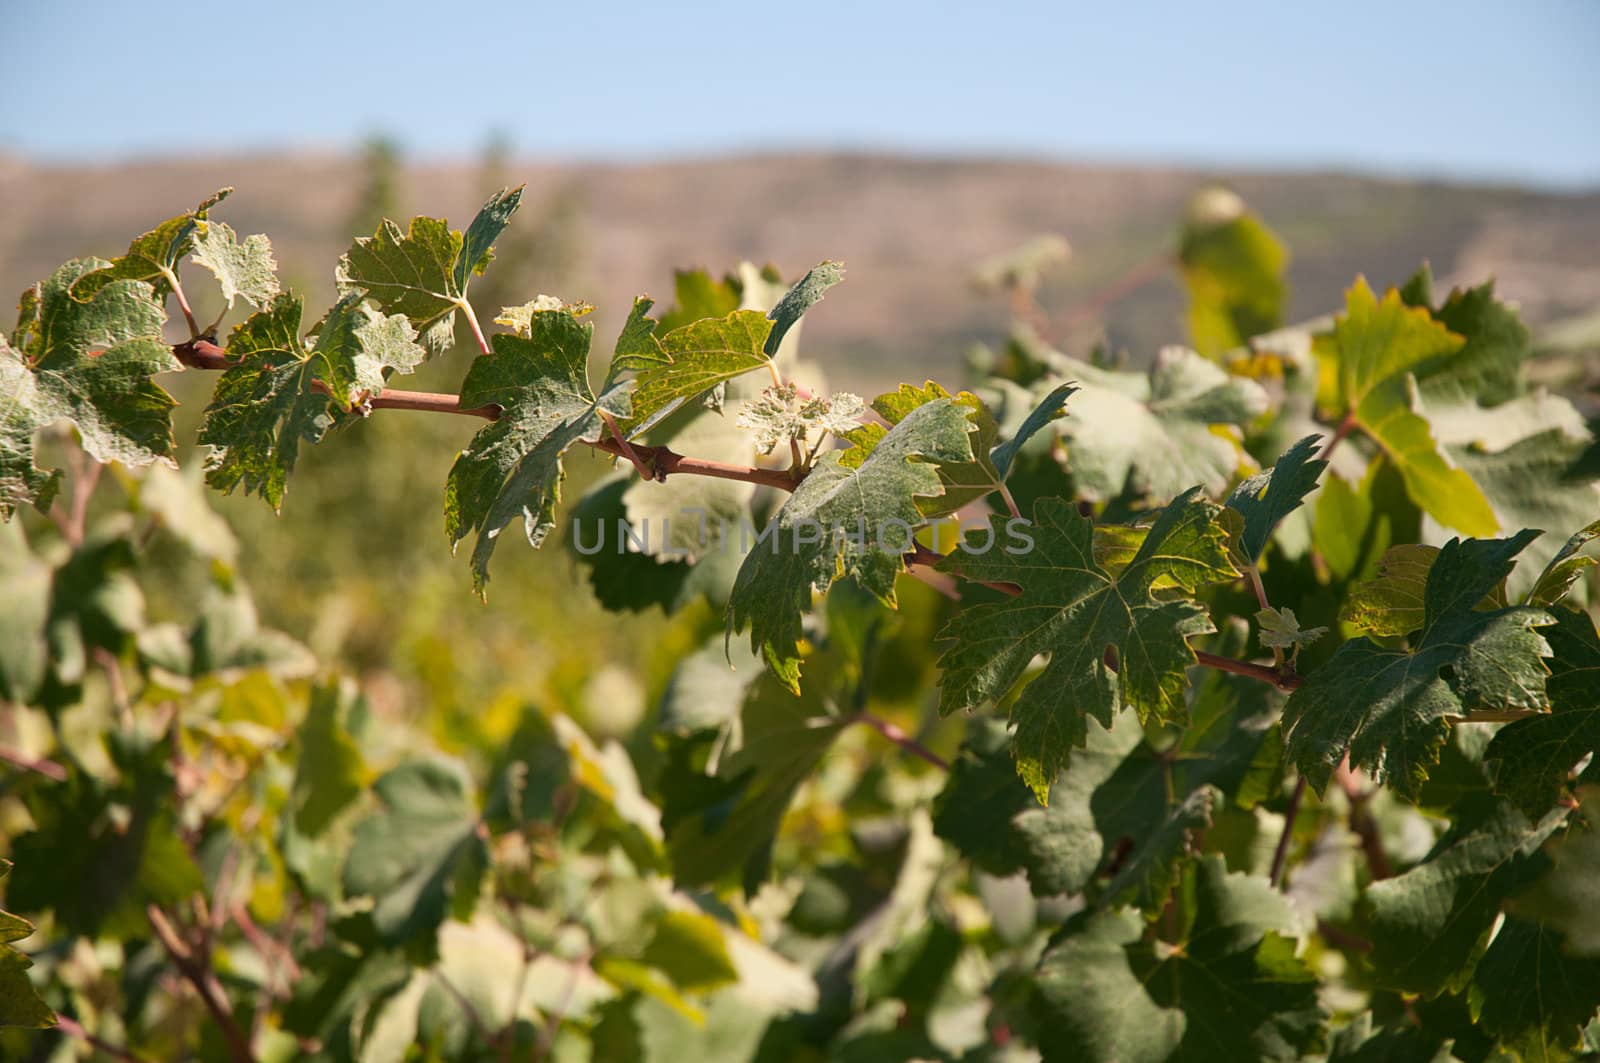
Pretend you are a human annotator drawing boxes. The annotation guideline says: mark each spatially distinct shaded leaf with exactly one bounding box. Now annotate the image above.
[1284,533,1553,798]
[764,260,844,357]
[343,760,487,944]
[1225,433,1327,562]
[68,187,229,302]
[937,489,1237,801]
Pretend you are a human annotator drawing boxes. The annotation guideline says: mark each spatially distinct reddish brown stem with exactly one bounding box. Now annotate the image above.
[1317,411,1359,463]
[55,1016,152,1063]
[851,712,949,771]
[1270,775,1307,888]
[1192,650,1303,691]
[0,745,67,781]
[147,905,256,1063]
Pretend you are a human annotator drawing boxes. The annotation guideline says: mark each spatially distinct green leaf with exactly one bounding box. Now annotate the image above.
[0,861,54,1030]
[335,186,523,354]
[764,260,844,357]
[1447,428,1600,601]
[1035,857,1324,1063]
[197,292,423,509]
[728,397,975,689]
[3,259,177,519]
[1256,606,1326,654]
[292,680,368,836]
[0,522,51,703]
[1416,278,1532,409]
[838,381,1002,516]
[1526,518,1600,608]
[660,665,847,888]
[937,647,1278,911]
[190,219,281,310]
[610,296,667,373]
[1034,907,1185,1063]
[1513,791,1600,956]
[1046,347,1268,503]
[623,311,774,434]
[1365,796,1566,995]
[1318,278,1497,535]
[343,759,488,944]
[1486,609,1600,815]
[1468,916,1600,1061]
[68,187,229,302]
[1339,543,1440,637]
[455,185,524,294]
[444,308,629,594]
[990,381,1076,479]
[1284,532,1553,798]
[1225,434,1327,562]
[1325,1012,1458,1063]
[638,911,741,994]
[1179,187,1288,357]
[936,489,1237,802]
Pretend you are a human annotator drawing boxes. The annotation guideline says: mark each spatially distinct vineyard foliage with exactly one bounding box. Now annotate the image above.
[1,178,1599,1063]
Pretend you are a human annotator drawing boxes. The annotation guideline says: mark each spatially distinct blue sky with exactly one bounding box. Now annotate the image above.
[5,0,1597,187]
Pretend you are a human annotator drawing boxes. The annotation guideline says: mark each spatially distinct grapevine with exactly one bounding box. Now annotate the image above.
[1,180,1598,1062]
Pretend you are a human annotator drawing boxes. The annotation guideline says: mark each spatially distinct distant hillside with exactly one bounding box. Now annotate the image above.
[3,151,1597,389]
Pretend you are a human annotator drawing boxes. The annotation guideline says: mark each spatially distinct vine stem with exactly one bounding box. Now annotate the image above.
[849,712,949,771]
[147,905,257,1063]
[0,745,67,781]
[459,298,493,358]
[1269,776,1307,888]
[54,1016,153,1063]
[1316,411,1359,463]
[162,268,201,339]
[161,335,1555,715]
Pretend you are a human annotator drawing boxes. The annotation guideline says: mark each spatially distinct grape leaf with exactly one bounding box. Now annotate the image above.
[342,759,488,945]
[1526,518,1600,608]
[728,397,976,690]
[1317,278,1497,535]
[335,186,523,354]
[3,259,177,519]
[1284,532,1553,798]
[190,219,281,311]
[1324,1011,1458,1063]
[764,259,844,356]
[936,659,1277,910]
[1033,908,1185,1063]
[1045,347,1268,502]
[1415,277,1532,409]
[1035,857,1324,1063]
[659,664,847,889]
[0,861,54,1029]
[623,311,774,434]
[0,523,50,703]
[1179,187,1288,358]
[937,489,1237,802]
[1486,608,1600,815]
[1339,544,1441,637]
[1225,433,1327,562]
[838,381,1001,516]
[68,188,230,302]
[445,308,630,594]
[292,680,369,837]
[1513,792,1600,957]
[990,381,1076,479]
[1447,428,1600,601]
[1468,915,1600,1061]
[197,292,424,509]
[1365,796,1566,995]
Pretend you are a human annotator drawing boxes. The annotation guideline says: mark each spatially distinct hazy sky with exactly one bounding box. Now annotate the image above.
[5,0,1597,187]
